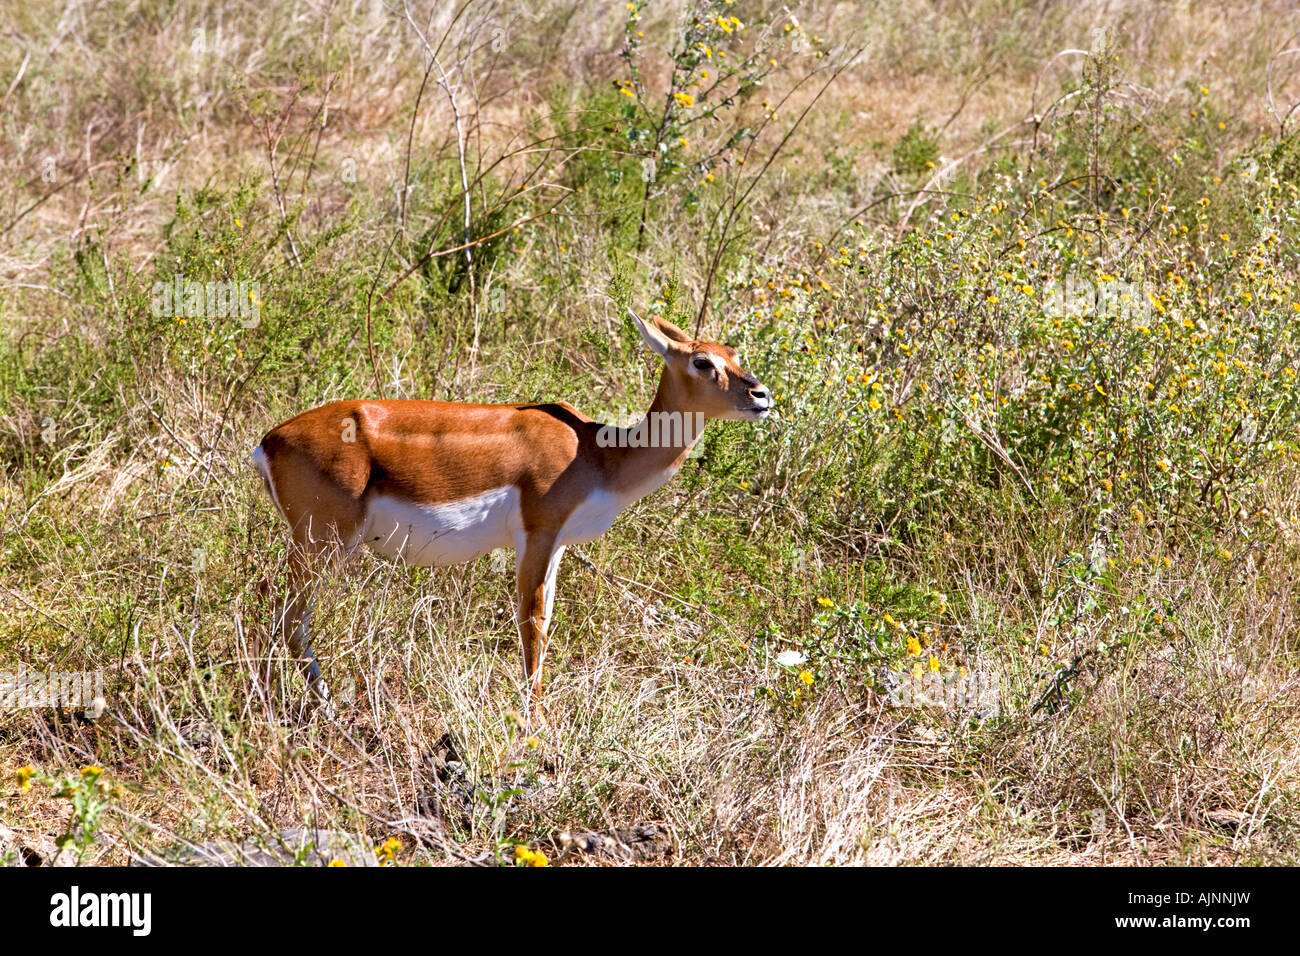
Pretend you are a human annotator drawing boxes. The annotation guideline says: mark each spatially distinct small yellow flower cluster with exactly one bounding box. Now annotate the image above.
[514,845,550,867]
[374,836,401,866]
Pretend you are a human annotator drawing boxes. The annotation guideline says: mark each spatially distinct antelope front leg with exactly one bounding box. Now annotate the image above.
[515,533,564,717]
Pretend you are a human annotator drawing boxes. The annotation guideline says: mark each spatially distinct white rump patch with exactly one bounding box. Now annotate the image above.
[251,445,288,523]
[363,487,522,566]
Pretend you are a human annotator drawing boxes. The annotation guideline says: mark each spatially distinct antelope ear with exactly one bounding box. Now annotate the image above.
[630,309,674,357]
[654,314,693,344]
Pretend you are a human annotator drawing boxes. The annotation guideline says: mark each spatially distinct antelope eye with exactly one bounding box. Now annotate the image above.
[692,357,713,371]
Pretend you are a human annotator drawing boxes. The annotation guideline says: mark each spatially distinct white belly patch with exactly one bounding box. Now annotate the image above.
[558,489,622,546]
[363,487,521,566]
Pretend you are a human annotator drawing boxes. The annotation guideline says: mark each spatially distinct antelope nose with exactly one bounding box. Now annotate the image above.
[750,384,771,405]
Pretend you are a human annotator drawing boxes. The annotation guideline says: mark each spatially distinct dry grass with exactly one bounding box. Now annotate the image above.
[3,0,1300,866]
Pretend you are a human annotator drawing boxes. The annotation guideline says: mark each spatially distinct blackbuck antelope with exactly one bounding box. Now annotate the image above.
[251,311,772,714]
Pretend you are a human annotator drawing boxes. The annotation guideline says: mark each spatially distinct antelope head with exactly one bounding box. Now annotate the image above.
[632,312,773,421]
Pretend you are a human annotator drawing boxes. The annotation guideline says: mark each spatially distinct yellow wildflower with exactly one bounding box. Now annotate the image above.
[514,846,550,867]
[375,836,402,865]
